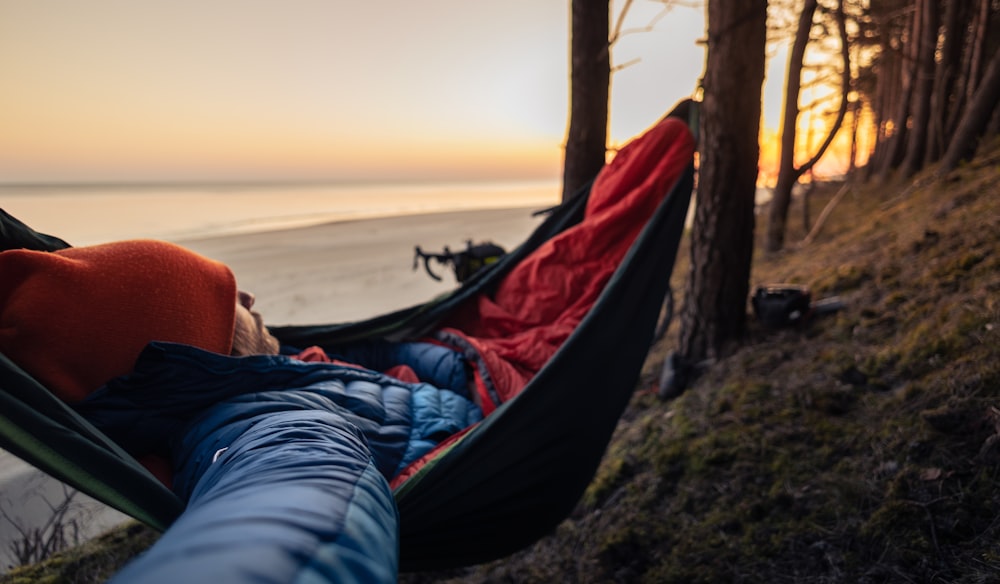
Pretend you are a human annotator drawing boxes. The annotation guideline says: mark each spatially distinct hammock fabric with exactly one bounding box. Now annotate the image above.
[0,107,696,573]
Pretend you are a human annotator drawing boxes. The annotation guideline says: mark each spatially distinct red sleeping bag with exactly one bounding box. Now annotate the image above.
[440,116,695,414]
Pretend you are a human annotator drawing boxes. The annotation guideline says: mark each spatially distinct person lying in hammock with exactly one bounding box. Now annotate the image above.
[0,112,695,583]
[0,238,479,582]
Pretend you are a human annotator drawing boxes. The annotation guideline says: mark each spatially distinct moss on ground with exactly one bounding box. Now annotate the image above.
[1,523,157,584]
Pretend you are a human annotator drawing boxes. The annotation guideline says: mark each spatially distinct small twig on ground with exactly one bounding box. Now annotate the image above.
[800,183,852,246]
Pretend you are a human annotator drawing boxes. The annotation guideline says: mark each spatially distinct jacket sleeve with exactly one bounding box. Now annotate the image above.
[325,340,470,396]
[109,408,399,584]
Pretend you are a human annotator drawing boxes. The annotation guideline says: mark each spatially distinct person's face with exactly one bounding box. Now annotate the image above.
[231,290,280,356]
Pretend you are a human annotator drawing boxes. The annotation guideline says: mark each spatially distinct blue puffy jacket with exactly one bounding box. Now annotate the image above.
[77,342,483,583]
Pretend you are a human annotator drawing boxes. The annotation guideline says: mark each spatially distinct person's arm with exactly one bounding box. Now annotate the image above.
[110,408,399,584]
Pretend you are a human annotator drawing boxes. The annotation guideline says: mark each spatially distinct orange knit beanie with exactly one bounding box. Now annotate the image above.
[0,240,237,402]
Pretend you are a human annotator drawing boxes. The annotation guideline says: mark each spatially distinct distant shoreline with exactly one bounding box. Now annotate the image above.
[0,177,558,193]
[3,180,559,247]
[181,204,546,325]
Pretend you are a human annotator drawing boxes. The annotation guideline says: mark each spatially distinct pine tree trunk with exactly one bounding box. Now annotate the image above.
[941,44,1000,172]
[924,0,966,165]
[765,0,817,253]
[562,0,610,202]
[945,0,987,137]
[848,96,860,179]
[901,0,939,178]
[672,0,766,392]
[966,0,991,102]
[767,0,848,250]
[986,102,1000,141]
[868,5,907,181]
[877,4,921,182]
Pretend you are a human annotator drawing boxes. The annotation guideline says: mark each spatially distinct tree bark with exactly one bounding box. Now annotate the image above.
[924,0,965,166]
[877,4,921,182]
[562,0,610,202]
[986,100,1000,141]
[966,0,991,102]
[669,0,766,395]
[945,0,987,138]
[848,91,860,179]
[766,0,849,251]
[765,0,818,253]
[901,0,939,179]
[865,12,898,181]
[941,44,1000,172]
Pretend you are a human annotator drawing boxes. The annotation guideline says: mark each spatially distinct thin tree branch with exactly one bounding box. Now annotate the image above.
[800,182,852,246]
[795,0,851,179]
[611,0,683,47]
[609,0,634,46]
[612,57,642,73]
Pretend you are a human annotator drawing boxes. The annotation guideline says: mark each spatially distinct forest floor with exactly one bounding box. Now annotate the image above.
[4,140,1000,583]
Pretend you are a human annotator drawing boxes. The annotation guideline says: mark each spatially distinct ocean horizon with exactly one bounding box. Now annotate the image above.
[1,178,561,247]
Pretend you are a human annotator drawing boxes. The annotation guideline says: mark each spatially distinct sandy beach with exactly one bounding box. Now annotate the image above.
[180,205,547,325]
[0,204,549,571]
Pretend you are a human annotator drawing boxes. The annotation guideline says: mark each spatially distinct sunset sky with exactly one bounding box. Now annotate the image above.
[0,1,792,185]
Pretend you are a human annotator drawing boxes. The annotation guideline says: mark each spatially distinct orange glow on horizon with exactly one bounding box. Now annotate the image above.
[0,118,564,183]
[1,2,712,185]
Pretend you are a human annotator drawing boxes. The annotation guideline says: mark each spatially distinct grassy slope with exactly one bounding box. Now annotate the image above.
[5,145,1000,583]
[407,146,1000,583]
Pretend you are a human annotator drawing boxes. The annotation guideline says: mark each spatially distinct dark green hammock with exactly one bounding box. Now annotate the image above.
[0,129,695,573]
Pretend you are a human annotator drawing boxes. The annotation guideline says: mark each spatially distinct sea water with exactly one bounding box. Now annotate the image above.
[1,179,560,246]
